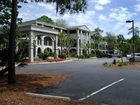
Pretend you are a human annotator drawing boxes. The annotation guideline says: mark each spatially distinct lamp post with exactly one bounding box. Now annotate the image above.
[126,20,135,62]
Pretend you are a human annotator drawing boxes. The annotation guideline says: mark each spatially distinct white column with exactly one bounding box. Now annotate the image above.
[52,40,54,52]
[35,36,38,58]
[88,32,91,54]
[41,36,45,52]
[77,29,80,56]
[54,35,58,58]
[80,31,83,55]
[29,31,34,62]
[60,29,63,33]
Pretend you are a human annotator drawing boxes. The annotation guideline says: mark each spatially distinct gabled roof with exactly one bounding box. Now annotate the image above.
[68,25,90,31]
[19,20,67,30]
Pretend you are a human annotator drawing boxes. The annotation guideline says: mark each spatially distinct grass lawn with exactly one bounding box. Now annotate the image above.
[0,73,98,105]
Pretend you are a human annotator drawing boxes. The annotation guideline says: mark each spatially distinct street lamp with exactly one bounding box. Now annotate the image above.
[126,20,135,62]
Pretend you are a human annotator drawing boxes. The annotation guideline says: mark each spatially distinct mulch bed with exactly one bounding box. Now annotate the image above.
[0,73,98,105]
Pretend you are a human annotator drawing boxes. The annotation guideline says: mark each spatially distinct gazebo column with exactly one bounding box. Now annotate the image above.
[34,37,38,58]
[54,35,58,58]
[52,40,54,52]
[41,36,45,52]
[77,30,80,56]
[87,32,91,54]
[29,31,34,62]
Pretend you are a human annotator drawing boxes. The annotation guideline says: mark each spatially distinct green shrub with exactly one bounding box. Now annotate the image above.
[95,50,103,58]
[103,62,108,66]
[78,55,85,59]
[38,53,43,59]
[44,48,50,58]
[117,60,120,63]
[84,54,90,58]
[89,53,96,57]
[59,54,67,59]
[118,62,128,67]
[122,62,128,66]
[118,62,123,67]
[49,52,54,56]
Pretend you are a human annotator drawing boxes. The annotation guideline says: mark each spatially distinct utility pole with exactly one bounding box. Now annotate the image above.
[126,20,135,62]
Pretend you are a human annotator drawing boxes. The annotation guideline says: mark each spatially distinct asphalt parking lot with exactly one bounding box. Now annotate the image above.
[17,58,140,105]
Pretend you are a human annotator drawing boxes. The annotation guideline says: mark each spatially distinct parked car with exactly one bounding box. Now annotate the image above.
[126,53,140,62]
[106,54,113,58]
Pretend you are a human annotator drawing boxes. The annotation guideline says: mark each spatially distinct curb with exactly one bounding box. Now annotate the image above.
[0,63,21,71]
[29,59,74,65]
[26,93,71,101]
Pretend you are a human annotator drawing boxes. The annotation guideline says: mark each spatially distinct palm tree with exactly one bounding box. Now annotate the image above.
[82,42,91,55]
[8,0,87,84]
[117,34,125,62]
[105,32,117,54]
[91,27,103,56]
[58,32,67,54]
[65,35,74,56]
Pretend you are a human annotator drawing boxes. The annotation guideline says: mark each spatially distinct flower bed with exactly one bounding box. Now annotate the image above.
[47,57,64,62]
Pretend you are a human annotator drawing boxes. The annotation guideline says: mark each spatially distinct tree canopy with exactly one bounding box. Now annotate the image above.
[36,15,55,25]
[56,19,68,27]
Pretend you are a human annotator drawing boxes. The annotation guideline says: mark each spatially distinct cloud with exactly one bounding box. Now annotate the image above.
[90,0,111,5]
[37,3,56,12]
[134,4,140,12]
[109,7,136,22]
[60,10,96,30]
[95,4,104,10]
[99,14,107,21]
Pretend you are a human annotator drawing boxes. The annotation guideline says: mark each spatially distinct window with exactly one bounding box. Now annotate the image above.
[69,30,76,34]
[44,36,52,46]
[37,36,41,45]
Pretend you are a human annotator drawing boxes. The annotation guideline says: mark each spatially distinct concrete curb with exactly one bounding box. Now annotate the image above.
[0,63,21,71]
[26,93,71,101]
[29,59,74,65]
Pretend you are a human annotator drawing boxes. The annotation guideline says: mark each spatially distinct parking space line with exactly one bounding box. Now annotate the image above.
[79,78,125,101]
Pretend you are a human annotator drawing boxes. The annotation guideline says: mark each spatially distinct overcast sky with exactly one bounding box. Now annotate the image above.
[18,0,140,38]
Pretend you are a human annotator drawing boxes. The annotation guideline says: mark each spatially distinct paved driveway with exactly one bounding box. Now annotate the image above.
[17,58,140,105]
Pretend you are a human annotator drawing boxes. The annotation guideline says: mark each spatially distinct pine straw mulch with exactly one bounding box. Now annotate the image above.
[0,73,98,105]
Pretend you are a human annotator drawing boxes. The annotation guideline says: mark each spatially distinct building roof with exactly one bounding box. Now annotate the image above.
[19,20,91,32]
[19,20,67,30]
[68,25,91,32]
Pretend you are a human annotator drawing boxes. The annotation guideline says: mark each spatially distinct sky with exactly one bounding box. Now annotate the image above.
[18,0,140,38]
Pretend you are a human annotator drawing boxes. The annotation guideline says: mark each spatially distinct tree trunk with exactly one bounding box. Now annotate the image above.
[8,0,17,84]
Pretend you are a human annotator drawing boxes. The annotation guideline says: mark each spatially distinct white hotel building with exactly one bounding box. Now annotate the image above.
[19,20,107,62]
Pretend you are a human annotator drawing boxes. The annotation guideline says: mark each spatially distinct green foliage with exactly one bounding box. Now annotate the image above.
[56,19,68,27]
[103,62,108,66]
[118,63,123,67]
[91,27,103,49]
[89,53,96,57]
[30,0,87,14]
[95,50,103,58]
[36,16,55,24]
[58,32,74,56]
[0,0,12,27]
[38,48,54,60]
[0,0,22,33]
[59,54,67,59]
[105,32,117,52]
[43,48,52,58]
